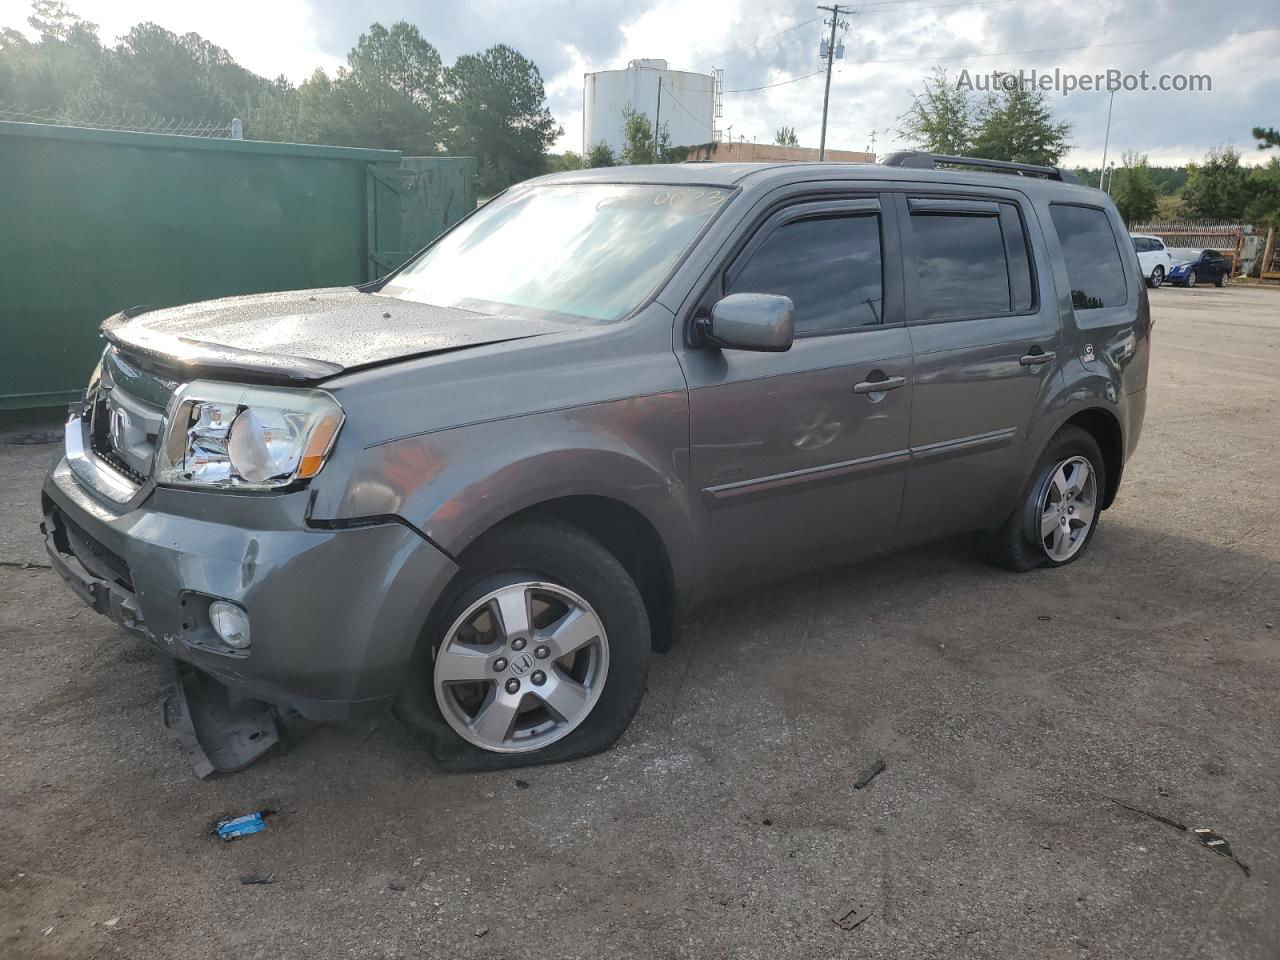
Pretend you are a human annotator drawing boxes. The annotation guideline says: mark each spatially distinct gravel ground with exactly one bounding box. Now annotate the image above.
[2,284,1278,960]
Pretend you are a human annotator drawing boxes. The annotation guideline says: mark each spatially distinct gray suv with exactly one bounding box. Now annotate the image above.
[42,153,1150,772]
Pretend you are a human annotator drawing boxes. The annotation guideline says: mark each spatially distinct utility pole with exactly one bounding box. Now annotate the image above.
[654,78,663,162]
[1098,88,1115,189]
[817,4,850,161]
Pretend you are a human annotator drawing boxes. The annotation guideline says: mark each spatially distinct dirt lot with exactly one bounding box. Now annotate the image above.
[2,284,1278,960]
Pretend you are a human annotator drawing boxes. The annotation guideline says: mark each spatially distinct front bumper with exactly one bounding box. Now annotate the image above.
[42,456,458,723]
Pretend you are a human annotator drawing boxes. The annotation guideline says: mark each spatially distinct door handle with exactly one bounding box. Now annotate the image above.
[853,375,907,395]
[1019,350,1056,367]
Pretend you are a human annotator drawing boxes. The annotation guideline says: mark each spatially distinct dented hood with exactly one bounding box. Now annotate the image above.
[101,287,565,384]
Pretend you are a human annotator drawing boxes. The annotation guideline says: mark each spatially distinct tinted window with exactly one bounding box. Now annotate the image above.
[1203,249,1220,259]
[1153,239,1165,251]
[728,215,883,333]
[1132,237,1151,253]
[1050,204,1128,310]
[911,212,1017,319]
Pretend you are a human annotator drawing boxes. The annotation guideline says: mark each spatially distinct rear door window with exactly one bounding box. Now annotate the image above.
[907,200,1034,320]
[727,214,884,333]
[1050,204,1128,310]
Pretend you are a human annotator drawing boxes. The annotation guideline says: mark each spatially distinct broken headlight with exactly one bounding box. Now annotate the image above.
[156,381,344,490]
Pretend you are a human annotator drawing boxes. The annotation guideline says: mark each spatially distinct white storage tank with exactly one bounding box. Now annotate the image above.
[583,59,716,155]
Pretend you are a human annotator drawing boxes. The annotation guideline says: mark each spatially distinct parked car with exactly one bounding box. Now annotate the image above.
[1167,248,1232,287]
[42,153,1151,772]
[1130,233,1174,288]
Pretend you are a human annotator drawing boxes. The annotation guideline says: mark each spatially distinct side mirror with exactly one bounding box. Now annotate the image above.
[704,293,795,352]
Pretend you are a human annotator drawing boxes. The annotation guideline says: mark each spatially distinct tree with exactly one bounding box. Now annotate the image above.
[774,125,798,147]
[0,2,104,115]
[1183,146,1251,220]
[1253,126,1279,150]
[342,21,443,155]
[897,67,974,155]
[1245,158,1280,227]
[619,104,668,164]
[970,75,1071,165]
[444,44,560,193]
[1112,152,1159,225]
[547,151,582,172]
[585,140,616,168]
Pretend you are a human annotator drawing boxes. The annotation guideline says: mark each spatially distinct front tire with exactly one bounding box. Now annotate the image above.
[395,520,651,771]
[1148,266,1164,288]
[979,425,1106,572]
[1186,270,1197,288]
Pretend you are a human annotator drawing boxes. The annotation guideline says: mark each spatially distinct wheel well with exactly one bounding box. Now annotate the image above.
[487,496,678,652]
[1063,409,1123,508]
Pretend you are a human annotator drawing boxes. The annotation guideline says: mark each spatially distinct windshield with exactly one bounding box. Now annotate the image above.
[381,183,731,324]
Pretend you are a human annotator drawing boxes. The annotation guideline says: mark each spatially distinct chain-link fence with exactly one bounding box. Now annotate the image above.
[0,103,239,138]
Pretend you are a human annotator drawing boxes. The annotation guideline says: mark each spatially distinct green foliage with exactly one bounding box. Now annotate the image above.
[1072,165,1188,195]
[970,76,1071,166]
[620,105,669,165]
[1253,126,1280,150]
[547,151,583,172]
[1245,158,1280,227]
[0,3,562,191]
[1183,146,1251,220]
[774,125,798,147]
[897,67,974,155]
[585,140,616,168]
[444,44,561,193]
[1155,194,1187,220]
[1112,152,1159,225]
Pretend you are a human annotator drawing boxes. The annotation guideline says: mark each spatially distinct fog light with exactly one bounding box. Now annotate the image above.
[209,600,251,649]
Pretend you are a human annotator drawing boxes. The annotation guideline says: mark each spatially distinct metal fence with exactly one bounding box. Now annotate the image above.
[0,103,238,139]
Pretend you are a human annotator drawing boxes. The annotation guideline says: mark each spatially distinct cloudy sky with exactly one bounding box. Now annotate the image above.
[2,0,1276,167]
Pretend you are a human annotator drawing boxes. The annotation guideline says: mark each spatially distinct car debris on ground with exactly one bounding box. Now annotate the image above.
[854,758,886,790]
[215,811,270,841]
[1109,798,1250,876]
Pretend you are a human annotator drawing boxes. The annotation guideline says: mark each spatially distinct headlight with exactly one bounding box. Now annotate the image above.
[156,380,344,490]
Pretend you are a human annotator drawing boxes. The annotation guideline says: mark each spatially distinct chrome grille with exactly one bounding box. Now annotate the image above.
[88,348,176,480]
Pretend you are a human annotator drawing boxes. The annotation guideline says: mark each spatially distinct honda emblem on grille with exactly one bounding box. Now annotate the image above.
[110,407,129,451]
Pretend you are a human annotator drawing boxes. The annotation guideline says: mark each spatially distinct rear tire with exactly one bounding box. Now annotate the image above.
[979,425,1106,572]
[395,520,650,772]
[1215,272,1227,287]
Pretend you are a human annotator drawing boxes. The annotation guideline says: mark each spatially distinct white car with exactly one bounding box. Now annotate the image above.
[1130,234,1175,288]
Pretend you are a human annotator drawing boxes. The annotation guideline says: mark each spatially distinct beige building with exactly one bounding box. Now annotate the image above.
[682,141,875,164]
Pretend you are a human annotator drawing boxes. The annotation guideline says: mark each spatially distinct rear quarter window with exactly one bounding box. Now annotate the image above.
[1050,204,1128,310]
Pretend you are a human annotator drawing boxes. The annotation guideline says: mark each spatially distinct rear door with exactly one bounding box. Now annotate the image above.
[679,194,913,594]
[891,191,1061,547]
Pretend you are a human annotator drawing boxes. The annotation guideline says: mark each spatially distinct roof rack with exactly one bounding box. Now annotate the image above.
[882,151,1081,184]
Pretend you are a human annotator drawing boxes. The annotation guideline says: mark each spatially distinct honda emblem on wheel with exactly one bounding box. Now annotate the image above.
[510,652,534,676]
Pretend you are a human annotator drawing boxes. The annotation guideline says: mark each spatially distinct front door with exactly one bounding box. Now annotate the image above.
[679,196,913,595]
[891,192,1062,547]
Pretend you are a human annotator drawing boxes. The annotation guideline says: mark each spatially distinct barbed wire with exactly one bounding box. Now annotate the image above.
[0,103,236,138]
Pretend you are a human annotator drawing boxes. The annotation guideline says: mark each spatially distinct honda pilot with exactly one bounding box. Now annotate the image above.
[42,153,1150,772]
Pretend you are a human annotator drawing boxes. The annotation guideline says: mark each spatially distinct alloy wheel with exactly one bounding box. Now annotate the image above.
[1037,456,1097,562]
[433,581,609,753]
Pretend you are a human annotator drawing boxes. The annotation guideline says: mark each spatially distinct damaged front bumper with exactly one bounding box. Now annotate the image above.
[42,455,458,728]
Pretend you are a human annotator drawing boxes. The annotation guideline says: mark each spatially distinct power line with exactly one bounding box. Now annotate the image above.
[724,70,826,94]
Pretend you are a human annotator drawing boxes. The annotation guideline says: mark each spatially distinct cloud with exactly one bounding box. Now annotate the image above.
[3,0,1275,165]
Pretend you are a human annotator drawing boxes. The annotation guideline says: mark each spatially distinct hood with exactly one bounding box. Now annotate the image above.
[101,287,566,384]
